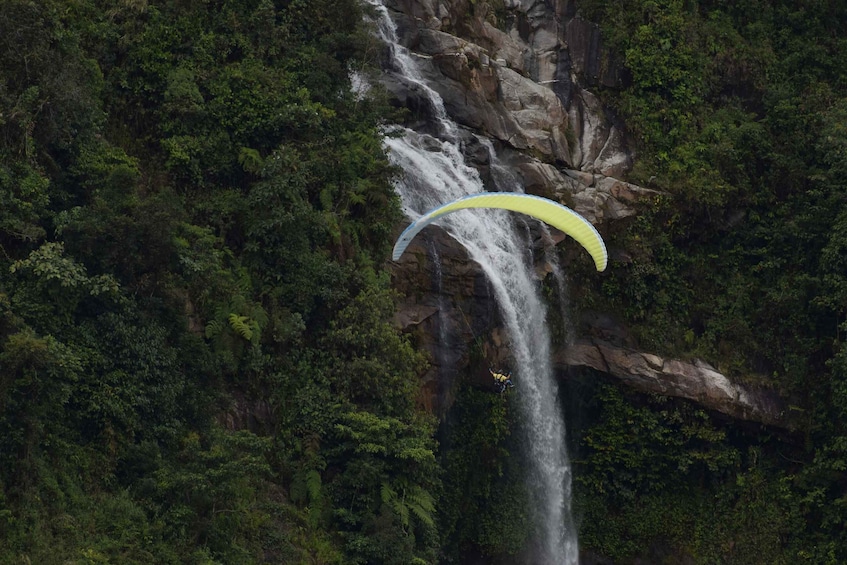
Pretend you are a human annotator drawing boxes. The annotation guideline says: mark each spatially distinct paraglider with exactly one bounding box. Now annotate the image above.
[490,367,514,393]
[391,192,607,271]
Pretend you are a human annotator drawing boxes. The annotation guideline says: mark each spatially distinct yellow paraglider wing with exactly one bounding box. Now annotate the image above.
[392,192,607,271]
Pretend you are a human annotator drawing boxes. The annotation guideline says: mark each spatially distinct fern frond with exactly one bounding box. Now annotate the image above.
[407,487,435,528]
[348,191,366,206]
[228,313,253,341]
[205,319,223,338]
[305,469,322,504]
[319,185,336,210]
[380,482,395,504]
[395,498,410,527]
[230,294,248,312]
[381,482,416,528]
[251,306,269,329]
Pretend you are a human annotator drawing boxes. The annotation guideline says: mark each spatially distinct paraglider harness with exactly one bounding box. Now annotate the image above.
[489,367,514,393]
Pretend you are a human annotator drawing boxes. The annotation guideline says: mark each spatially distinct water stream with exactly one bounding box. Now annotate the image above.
[366,3,578,562]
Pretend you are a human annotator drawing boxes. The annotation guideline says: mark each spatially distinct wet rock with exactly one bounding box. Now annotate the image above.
[390,226,499,416]
[380,0,634,169]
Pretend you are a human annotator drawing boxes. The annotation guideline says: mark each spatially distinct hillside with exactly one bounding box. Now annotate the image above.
[2,1,847,564]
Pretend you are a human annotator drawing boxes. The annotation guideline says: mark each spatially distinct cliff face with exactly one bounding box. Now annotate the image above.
[391,226,499,416]
[391,226,791,429]
[383,0,638,196]
[385,0,788,428]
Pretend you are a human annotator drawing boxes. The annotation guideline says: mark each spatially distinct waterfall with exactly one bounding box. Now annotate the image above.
[546,246,577,347]
[428,240,463,414]
[366,1,458,141]
[367,3,578,562]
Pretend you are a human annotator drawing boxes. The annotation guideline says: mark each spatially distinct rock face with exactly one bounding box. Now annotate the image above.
[383,0,788,429]
[391,226,790,428]
[391,226,501,416]
[383,0,632,177]
[557,340,791,429]
[379,0,647,227]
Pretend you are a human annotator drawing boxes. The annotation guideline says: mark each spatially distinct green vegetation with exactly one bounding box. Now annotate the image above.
[568,0,847,561]
[0,0,437,562]
[580,0,847,384]
[569,377,847,563]
[5,0,847,562]
[438,386,533,561]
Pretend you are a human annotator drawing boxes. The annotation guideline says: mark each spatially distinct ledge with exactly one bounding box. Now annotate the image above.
[556,339,793,429]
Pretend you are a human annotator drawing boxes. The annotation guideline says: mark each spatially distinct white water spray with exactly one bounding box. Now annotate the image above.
[367,3,578,562]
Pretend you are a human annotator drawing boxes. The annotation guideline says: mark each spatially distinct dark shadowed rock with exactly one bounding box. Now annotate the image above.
[565,16,600,83]
[390,225,499,416]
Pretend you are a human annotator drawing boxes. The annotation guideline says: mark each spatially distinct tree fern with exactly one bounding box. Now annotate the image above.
[306,469,322,504]
[405,486,435,529]
[227,313,254,342]
[204,319,223,339]
[381,482,434,531]
[380,482,410,528]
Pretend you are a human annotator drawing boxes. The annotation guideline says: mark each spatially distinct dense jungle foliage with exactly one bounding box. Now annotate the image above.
[4,0,847,563]
[563,0,847,562]
[0,0,440,562]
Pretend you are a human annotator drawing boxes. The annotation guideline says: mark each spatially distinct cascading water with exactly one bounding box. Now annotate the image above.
[366,2,578,562]
[428,241,463,412]
[546,247,577,347]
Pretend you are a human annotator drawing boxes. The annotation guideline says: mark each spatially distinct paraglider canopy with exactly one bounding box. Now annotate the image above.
[392,192,608,271]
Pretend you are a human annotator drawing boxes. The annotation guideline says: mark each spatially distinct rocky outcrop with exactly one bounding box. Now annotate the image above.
[557,340,791,428]
[568,88,632,178]
[383,1,790,430]
[383,0,633,178]
[499,148,658,223]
